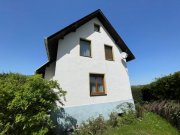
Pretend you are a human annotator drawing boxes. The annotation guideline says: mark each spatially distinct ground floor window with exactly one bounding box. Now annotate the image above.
[90,74,106,96]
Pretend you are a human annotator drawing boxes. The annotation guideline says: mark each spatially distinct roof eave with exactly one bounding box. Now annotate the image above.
[36,9,135,74]
[35,61,50,74]
[44,38,50,61]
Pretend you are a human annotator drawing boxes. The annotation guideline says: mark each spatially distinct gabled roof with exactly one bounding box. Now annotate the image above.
[36,9,135,74]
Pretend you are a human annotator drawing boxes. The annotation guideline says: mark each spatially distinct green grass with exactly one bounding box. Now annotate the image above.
[103,112,180,135]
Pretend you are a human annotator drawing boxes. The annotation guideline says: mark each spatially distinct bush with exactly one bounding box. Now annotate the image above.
[144,100,180,130]
[131,85,144,104]
[76,115,107,135]
[135,103,144,118]
[75,103,140,135]
[0,73,66,135]
[141,71,180,101]
[107,112,119,128]
[131,71,180,103]
[116,102,137,125]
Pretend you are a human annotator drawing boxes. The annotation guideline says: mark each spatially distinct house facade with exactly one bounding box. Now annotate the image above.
[36,9,135,131]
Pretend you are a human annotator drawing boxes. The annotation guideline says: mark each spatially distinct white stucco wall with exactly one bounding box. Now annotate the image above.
[44,62,56,80]
[52,17,133,107]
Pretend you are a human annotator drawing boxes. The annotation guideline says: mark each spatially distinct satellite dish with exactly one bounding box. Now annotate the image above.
[121,52,128,59]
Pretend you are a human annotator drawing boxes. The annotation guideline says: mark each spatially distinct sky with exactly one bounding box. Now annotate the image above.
[0,0,180,85]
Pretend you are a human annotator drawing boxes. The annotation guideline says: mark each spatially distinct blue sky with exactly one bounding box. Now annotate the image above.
[0,0,180,85]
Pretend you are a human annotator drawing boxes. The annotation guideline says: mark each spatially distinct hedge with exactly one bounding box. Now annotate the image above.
[0,73,66,135]
[131,71,180,102]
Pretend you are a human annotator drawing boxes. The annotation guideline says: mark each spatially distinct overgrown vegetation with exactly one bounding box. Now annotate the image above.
[131,85,144,104]
[103,112,180,135]
[0,73,66,135]
[75,103,179,135]
[75,114,107,135]
[144,100,180,130]
[74,103,141,135]
[131,71,180,131]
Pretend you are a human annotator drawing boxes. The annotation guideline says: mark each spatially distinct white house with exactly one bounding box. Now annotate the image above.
[36,9,135,132]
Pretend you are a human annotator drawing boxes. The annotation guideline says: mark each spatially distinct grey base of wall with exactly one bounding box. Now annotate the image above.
[51,99,134,135]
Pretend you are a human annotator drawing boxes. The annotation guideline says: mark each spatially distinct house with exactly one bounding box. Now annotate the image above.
[36,9,135,131]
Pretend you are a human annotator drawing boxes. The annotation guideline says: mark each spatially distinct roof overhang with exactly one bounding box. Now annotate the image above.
[36,9,135,75]
[46,9,135,62]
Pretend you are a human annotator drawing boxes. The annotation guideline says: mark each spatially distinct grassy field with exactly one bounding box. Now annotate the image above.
[103,112,180,135]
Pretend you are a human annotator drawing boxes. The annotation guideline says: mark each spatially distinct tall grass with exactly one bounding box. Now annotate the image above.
[103,112,180,135]
[144,100,180,130]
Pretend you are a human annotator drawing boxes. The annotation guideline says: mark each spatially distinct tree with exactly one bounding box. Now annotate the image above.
[0,73,66,135]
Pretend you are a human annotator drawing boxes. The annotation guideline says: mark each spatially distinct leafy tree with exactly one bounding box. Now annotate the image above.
[0,73,66,135]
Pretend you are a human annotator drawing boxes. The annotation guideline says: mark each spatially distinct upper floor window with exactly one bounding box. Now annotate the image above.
[104,45,113,61]
[94,24,100,32]
[90,74,106,96]
[80,39,91,57]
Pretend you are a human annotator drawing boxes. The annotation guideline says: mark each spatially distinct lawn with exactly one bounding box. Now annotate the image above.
[103,112,180,135]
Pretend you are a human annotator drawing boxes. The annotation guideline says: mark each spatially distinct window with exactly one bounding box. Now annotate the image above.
[80,39,91,57]
[94,24,100,32]
[104,45,113,61]
[90,74,106,96]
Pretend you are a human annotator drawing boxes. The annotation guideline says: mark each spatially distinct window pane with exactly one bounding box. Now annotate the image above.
[105,46,113,60]
[80,40,90,57]
[90,76,96,93]
[97,76,103,92]
[90,74,105,96]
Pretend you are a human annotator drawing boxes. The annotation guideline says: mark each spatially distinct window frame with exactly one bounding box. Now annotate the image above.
[89,73,107,96]
[79,38,92,58]
[104,45,114,61]
[94,23,100,32]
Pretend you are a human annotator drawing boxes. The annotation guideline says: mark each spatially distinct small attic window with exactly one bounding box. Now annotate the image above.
[94,24,100,32]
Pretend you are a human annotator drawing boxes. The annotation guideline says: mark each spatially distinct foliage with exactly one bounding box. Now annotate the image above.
[144,100,180,131]
[131,71,180,102]
[135,103,144,118]
[0,73,66,135]
[75,106,179,135]
[116,102,137,125]
[131,85,144,104]
[131,71,180,131]
[103,112,180,135]
[75,103,138,135]
[142,71,180,101]
[107,102,138,128]
[107,112,119,128]
[75,114,107,135]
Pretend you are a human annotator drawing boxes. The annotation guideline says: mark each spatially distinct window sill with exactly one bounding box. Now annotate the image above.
[90,93,107,97]
[80,55,92,58]
[105,59,114,61]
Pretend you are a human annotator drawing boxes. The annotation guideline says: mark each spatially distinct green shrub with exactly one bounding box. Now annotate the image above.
[131,85,144,104]
[135,103,144,118]
[142,71,180,101]
[76,115,107,135]
[0,73,66,135]
[107,112,119,128]
[75,103,139,135]
[132,71,180,103]
[116,102,137,125]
